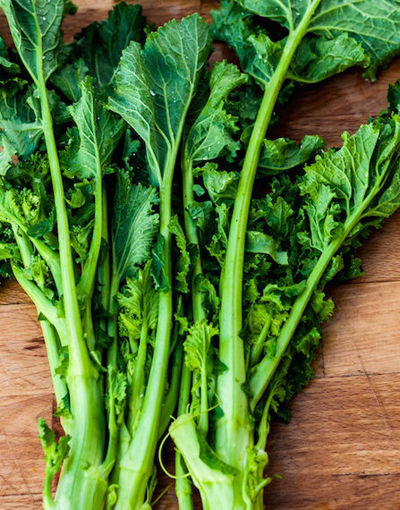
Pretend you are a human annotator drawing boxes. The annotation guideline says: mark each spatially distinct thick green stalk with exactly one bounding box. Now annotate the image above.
[127,317,149,433]
[37,72,106,510]
[171,415,239,510]
[216,1,321,472]
[102,229,122,477]
[183,155,208,433]
[175,365,193,510]
[12,229,67,413]
[37,75,91,373]
[158,342,183,437]
[114,152,175,510]
[174,154,209,509]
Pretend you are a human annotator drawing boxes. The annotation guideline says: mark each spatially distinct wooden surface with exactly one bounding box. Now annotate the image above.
[1,1,400,509]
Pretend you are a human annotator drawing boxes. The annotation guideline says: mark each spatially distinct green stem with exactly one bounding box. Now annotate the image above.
[183,155,209,435]
[174,153,210,509]
[107,269,120,366]
[250,315,271,366]
[127,317,149,433]
[11,229,67,418]
[98,188,111,334]
[38,74,91,374]
[36,67,105,510]
[78,176,103,302]
[12,263,60,325]
[170,415,239,510]
[114,151,175,510]
[175,364,193,510]
[216,2,321,470]
[159,342,183,437]
[40,321,67,409]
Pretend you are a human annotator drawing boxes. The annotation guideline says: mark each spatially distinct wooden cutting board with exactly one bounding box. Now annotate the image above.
[1,1,400,509]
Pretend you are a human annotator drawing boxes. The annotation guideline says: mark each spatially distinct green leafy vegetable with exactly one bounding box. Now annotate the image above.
[170,1,400,508]
[107,14,211,508]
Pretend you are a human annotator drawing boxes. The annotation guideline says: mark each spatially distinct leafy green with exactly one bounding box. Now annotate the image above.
[74,2,146,89]
[107,15,212,509]
[259,135,326,174]
[109,14,212,185]
[0,0,65,83]
[64,77,125,181]
[172,1,400,501]
[112,173,159,283]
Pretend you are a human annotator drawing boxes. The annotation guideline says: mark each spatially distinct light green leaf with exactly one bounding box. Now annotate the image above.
[246,231,288,265]
[1,0,65,83]
[109,15,212,185]
[201,163,239,206]
[184,319,218,372]
[118,261,159,338]
[38,418,70,478]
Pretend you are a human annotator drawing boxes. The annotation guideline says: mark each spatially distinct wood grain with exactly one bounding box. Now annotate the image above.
[1,1,400,509]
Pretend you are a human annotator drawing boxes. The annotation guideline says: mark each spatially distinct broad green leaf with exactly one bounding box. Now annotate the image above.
[213,0,400,88]
[74,2,146,89]
[300,123,387,251]
[0,75,42,173]
[212,1,282,86]
[287,34,368,84]
[63,77,125,180]
[201,164,239,206]
[1,0,65,83]
[109,15,212,185]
